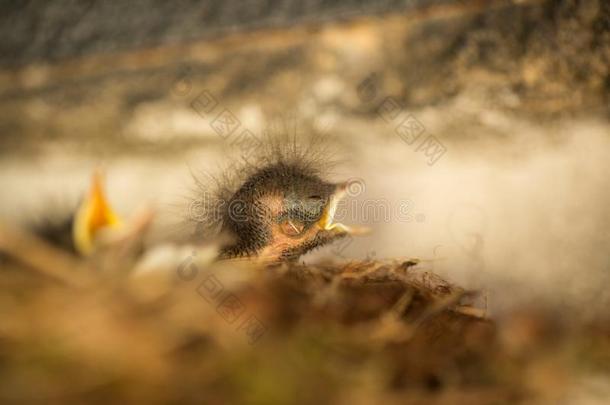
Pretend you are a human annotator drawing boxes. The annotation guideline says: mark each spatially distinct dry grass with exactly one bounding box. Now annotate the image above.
[0,224,608,405]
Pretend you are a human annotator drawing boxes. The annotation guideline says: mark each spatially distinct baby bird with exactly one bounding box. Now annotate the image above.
[195,143,367,262]
[30,171,123,257]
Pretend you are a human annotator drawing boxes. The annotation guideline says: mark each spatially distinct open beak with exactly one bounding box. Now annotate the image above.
[73,171,122,255]
[317,182,370,236]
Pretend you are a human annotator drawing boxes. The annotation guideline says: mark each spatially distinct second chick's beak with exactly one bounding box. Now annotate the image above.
[73,171,122,256]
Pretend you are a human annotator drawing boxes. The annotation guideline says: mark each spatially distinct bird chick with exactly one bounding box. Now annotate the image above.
[29,171,124,257]
[194,144,368,262]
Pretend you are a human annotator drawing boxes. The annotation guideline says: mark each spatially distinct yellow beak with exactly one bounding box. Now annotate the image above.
[72,171,122,255]
[317,183,370,236]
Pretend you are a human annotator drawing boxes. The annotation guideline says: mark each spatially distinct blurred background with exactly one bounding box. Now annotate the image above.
[0,1,609,402]
[1,0,608,311]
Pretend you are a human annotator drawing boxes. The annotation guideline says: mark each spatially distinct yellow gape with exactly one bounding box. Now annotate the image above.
[72,172,122,255]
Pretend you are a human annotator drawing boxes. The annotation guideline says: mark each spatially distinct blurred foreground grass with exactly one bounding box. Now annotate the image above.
[0,224,609,405]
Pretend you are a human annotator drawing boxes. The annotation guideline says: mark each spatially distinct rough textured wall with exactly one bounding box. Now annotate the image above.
[0,0,608,157]
[0,0,456,67]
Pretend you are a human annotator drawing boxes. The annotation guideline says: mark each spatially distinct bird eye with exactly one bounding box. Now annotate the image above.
[279,219,306,237]
[308,195,322,200]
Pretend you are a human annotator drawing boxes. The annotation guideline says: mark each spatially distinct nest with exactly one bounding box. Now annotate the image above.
[0,223,608,404]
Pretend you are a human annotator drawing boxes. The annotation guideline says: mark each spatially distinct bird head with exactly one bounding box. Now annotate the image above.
[216,162,367,261]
